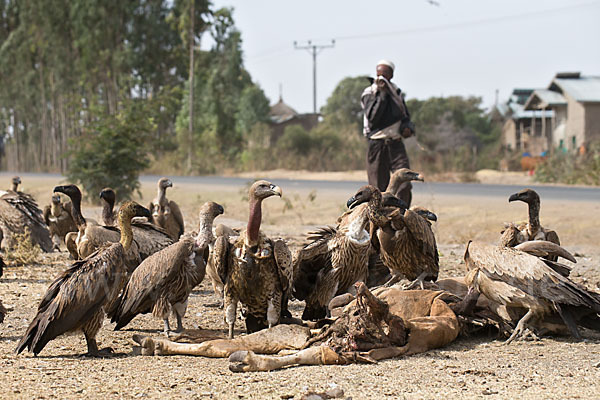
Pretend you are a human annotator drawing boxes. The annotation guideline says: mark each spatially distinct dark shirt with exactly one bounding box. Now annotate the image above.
[361,84,411,138]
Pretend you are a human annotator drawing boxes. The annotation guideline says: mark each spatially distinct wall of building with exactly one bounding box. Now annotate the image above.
[502,119,517,151]
[584,103,600,144]
[552,106,568,148]
[565,94,586,150]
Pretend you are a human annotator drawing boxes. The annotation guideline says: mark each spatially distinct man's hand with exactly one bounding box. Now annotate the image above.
[376,76,389,93]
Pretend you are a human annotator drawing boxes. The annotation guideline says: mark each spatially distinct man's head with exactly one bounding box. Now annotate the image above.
[376,59,394,81]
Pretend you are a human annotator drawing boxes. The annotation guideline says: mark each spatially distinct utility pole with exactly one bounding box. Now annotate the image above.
[187,0,195,172]
[294,40,335,114]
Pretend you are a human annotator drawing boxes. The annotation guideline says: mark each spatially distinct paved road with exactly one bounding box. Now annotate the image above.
[3,172,599,202]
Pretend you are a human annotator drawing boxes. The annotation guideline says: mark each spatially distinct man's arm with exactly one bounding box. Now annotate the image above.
[362,89,392,128]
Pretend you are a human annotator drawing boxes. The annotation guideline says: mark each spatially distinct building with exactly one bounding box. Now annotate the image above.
[498,89,553,155]
[268,97,319,144]
[524,72,600,151]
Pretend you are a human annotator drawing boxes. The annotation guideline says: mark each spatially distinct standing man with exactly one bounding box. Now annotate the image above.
[361,59,416,206]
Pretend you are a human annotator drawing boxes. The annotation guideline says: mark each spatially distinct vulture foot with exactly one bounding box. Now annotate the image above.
[504,309,535,345]
[383,274,402,288]
[403,273,429,290]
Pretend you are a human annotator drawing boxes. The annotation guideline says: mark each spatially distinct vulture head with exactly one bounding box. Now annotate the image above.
[347,185,382,209]
[508,189,540,205]
[382,192,409,210]
[389,168,424,185]
[249,180,282,202]
[158,177,173,190]
[118,201,151,223]
[11,176,21,191]
[54,184,82,202]
[51,194,61,205]
[411,206,437,222]
[99,187,116,207]
[199,201,224,221]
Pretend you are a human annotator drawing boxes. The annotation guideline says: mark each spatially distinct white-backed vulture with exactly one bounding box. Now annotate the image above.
[202,221,238,308]
[0,176,53,252]
[54,184,173,269]
[293,186,388,321]
[352,184,439,289]
[99,187,116,226]
[501,189,560,252]
[15,202,151,356]
[464,240,600,343]
[147,177,184,241]
[213,180,292,338]
[43,194,77,251]
[111,202,224,334]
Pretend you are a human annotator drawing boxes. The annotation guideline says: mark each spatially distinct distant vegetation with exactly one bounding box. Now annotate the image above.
[0,1,504,193]
[535,142,600,186]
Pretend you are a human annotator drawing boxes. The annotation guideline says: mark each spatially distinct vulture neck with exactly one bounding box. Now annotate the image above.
[367,193,388,227]
[51,202,62,217]
[157,186,168,207]
[196,214,215,249]
[527,200,540,234]
[11,183,18,192]
[102,199,115,226]
[70,194,87,231]
[246,196,263,247]
[118,214,134,251]
[348,205,371,243]
[386,176,406,196]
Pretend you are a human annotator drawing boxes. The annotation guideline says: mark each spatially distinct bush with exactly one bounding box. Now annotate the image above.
[535,142,600,185]
[67,98,155,202]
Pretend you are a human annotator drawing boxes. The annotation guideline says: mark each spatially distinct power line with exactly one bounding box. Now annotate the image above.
[293,40,335,114]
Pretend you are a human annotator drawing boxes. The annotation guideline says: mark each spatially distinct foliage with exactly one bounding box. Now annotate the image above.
[5,228,41,266]
[534,142,600,185]
[66,98,155,202]
[320,75,370,133]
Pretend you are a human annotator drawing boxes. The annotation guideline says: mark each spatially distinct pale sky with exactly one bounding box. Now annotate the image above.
[210,0,600,114]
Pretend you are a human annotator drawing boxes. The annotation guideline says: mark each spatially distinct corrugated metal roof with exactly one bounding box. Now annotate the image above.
[553,76,600,102]
[269,98,298,124]
[531,89,567,105]
[511,102,554,119]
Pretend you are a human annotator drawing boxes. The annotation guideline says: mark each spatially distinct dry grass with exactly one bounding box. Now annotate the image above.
[4,228,41,266]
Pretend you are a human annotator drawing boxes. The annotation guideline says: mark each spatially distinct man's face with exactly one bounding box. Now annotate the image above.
[376,65,393,81]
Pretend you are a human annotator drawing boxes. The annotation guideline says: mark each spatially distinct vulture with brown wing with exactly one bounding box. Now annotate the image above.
[464,240,600,343]
[213,180,292,338]
[147,177,185,241]
[0,176,53,252]
[111,202,224,334]
[15,202,151,356]
[43,194,77,251]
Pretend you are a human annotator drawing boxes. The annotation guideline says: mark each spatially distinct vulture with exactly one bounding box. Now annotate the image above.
[147,177,184,241]
[15,202,151,356]
[43,194,77,251]
[111,202,224,334]
[99,187,117,226]
[213,180,292,338]
[205,223,239,307]
[0,176,53,252]
[54,185,172,269]
[293,186,384,321]
[353,185,439,289]
[500,189,560,250]
[464,240,600,343]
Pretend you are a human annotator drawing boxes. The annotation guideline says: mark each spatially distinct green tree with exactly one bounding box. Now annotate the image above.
[321,76,370,132]
[66,98,155,202]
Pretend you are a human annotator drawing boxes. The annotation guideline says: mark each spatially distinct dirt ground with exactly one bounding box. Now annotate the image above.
[1,173,599,399]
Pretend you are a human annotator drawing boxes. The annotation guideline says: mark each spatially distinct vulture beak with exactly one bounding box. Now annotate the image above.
[167,180,173,188]
[53,185,66,194]
[138,205,152,219]
[217,205,225,215]
[508,193,521,203]
[269,184,282,197]
[382,195,408,210]
[99,190,106,199]
[414,174,424,182]
[423,211,437,222]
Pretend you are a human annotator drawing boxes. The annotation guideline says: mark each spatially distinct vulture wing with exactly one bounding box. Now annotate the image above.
[403,209,438,262]
[292,226,335,301]
[168,200,185,238]
[16,243,124,355]
[111,238,194,330]
[212,235,231,286]
[43,205,51,226]
[273,239,292,293]
[465,242,600,311]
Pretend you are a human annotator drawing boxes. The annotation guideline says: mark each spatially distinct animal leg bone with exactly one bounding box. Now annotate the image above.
[228,347,326,372]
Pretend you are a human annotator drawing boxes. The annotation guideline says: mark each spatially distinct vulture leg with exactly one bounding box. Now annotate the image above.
[84,333,99,357]
[225,297,238,339]
[505,309,535,345]
[403,271,429,290]
[173,301,187,333]
[383,273,402,288]
[51,234,61,252]
[555,304,583,341]
[163,319,171,336]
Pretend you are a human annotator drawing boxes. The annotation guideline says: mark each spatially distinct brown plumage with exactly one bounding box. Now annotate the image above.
[43,194,77,251]
[213,180,292,338]
[147,177,184,241]
[15,202,151,356]
[464,240,600,343]
[111,202,224,334]
[501,189,560,253]
[204,221,239,307]
[0,256,6,323]
[55,185,173,270]
[353,182,438,289]
[0,176,53,252]
[293,187,383,321]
